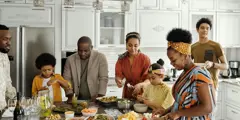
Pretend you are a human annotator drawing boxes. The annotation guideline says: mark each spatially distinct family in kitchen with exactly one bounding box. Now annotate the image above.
[0,17,228,120]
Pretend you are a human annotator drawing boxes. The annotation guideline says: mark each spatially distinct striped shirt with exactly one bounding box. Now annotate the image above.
[171,65,216,120]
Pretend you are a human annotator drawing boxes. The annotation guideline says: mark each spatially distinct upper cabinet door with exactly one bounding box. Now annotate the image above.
[217,13,240,47]
[62,6,95,51]
[217,0,240,12]
[137,11,181,47]
[190,0,215,11]
[0,5,54,27]
[26,0,54,4]
[160,0,181,10]
[0,0,25,3]
[137,0,160,10]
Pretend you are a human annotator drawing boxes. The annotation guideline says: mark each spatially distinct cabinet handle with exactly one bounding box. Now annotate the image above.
[166,8,173,10]
[199,9,207,11]
[4,0,14,3]
[232,90,238,93]
[231,110,238,114]
[226,10,234,12]
[143,7,150,10]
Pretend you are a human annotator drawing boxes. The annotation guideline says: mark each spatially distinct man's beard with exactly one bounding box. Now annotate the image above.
[0,48,10,53]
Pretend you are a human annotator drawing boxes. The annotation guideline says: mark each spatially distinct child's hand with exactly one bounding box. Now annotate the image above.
[137,95,144,102]
[39,86,48,91]
[47,79,58,86]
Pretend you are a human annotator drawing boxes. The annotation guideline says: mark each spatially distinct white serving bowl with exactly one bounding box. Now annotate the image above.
[65,111,75,119]
[133,103,148,113]
[81,108,98,117]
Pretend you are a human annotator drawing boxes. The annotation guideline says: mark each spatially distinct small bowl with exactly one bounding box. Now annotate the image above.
[117,99,132,109]
[81,108,98,117]
[133,103,148,113]
[65,111,75,119]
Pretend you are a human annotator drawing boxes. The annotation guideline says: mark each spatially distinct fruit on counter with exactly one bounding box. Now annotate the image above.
[143,113,159,119]
[79,101,88,108]
[47,114,61,120]
[118,111,139,120]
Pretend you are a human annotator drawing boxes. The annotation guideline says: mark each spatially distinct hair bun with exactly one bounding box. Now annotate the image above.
[157,59,164,66]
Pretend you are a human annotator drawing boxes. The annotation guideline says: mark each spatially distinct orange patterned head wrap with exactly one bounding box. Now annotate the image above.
[168,41,191,55]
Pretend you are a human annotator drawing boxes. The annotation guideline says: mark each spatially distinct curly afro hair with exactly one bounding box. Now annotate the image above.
[35,53,56,70]
[166,28,192,44]
[196,18,212,30]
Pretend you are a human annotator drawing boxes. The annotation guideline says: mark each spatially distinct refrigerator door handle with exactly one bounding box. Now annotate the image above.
[16,27,21,92]
[21,26,26,96]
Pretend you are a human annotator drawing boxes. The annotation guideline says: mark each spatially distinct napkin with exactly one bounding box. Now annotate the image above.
[2,109,13,117]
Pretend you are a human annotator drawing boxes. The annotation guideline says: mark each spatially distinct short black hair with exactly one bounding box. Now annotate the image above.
[126,32,141,43]
[35,53,56,69]
[196,18,212,30]
[77,36,92,46]
[166,28,192,44]
[0,24,9,30]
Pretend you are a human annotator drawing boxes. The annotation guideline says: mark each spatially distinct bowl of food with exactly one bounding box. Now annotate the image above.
[65,111,75,119]
[96,96,117,107]
[85,114,114,120]
[81,108,97,117]
[117,99,132,109]
[133,103,148,113]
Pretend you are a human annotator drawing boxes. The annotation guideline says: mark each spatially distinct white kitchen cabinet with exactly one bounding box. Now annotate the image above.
[62,6,95,51]
[225,83,240,105]
[0,4,54,27]
[0,0,25,3]
[97,48,125,78]
[214,102,222,120]
[224,104,240,120]
[95,7,131,48]
[189,12,216,44]
[160,0,182,10]
[137,0,160,10]
[189,0,215,11]
[26,0,54,4]
[217,0,240,12]
[137,10,181,47]
[216,13,240,47]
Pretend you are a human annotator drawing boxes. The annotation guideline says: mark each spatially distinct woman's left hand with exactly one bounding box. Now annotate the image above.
[164,112,180,120]
[133,83,143,95]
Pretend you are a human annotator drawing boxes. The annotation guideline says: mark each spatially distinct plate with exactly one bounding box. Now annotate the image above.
[96,96,117,107]
[52,103,83,115]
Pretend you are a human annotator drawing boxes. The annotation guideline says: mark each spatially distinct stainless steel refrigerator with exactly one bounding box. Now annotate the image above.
[8,26,55,97]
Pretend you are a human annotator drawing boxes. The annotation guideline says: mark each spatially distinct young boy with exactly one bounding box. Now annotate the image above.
[32,53,72,102]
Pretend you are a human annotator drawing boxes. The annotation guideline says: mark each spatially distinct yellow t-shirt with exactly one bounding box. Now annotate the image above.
[142,83,174,109]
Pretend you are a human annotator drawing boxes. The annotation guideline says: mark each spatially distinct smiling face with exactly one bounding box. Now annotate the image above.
[197,23,210,39]
[0,30,11,53]
[167,48,187,70]
[126,38,140,56]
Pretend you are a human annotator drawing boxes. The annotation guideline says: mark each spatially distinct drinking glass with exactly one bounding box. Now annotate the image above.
[8,98,17,112]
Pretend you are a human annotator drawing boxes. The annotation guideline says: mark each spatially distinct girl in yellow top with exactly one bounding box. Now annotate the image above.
[32,53,71,102]
[137,59,174,110]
